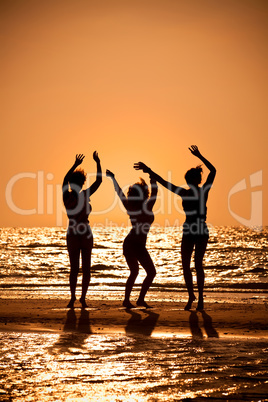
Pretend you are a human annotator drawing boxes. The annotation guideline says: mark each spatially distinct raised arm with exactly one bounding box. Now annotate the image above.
[134,162,184,196]
[189,145,216,187]
[62,154,85,191]
[106,169,128,210]
[85,151,102,196]
[146,176,158,211]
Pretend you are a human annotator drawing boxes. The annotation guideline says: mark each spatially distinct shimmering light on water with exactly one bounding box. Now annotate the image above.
[0,226,267,300]
[0,331,267,401]
[0,226,267,399]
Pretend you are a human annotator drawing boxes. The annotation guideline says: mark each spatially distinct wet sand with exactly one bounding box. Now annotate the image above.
[1,296,267,401]
[0,297,267,339]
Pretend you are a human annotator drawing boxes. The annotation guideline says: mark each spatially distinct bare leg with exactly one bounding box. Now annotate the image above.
[67,235,80,308]
[80,240,93,308]
[181,235,196,310]
[136,247,156,308]
[123,253,139,309]
[194,236,208,311]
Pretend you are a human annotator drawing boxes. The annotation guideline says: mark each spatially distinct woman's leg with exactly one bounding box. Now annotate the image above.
[136,247,156,308]
[194,235,208,311]
[67,234,80,308]
[123,252,139,308]
[181,235,196,310]
[80,233,93,308]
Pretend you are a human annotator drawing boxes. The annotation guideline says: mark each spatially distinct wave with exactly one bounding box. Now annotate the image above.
[19,243,65,248]
[0,283,68,288]
[204,265,240,270]
[0,280,267,291]
[210,246,268,251]
[151,246,179,251]
[223,282,268,290]
[249,267,267,273]
[16,243,110,250]
[91,264,113,271]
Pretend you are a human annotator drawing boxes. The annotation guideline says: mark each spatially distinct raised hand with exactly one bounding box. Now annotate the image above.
[133,162,150,173]
[189,145,201,158]
[93,151,100,163]
[106,169,115,179]
[75,154,85,166]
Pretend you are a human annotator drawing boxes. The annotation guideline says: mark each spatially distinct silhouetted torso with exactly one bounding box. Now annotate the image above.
[180,186,209,236]
[63,191,92,228]
[181,187,208,223]
[127,204,155,240]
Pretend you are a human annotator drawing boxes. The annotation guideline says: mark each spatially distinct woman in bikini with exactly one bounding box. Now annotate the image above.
[63,152,102,308]
[134,145,216,311]
[106,169,158,309]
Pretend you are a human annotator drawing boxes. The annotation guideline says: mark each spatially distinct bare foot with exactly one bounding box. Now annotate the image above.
[136,300,152,309]
[184,294,196,311]
[67,297,76,308]
[79,297,88,309]
[123,300,135,309]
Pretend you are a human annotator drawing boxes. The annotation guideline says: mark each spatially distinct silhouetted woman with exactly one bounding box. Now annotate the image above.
[63,152,102,308]
[106,169,158,309]
[134,146,216,311]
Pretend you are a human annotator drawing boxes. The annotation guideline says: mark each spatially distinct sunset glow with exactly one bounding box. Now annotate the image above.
[1,0,267,228]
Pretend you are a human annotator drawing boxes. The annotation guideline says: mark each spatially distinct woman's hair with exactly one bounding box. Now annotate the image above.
[185,165,203,185]
[127,178,149,209]
[69,169,87,190]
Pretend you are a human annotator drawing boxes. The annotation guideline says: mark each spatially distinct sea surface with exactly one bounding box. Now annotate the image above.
[0,225,267,301]
[0,226,267,401]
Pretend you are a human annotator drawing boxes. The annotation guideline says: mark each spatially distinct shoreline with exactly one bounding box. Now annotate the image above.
[0,297,267,339]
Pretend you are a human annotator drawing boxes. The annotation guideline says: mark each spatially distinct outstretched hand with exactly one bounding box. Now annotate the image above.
[133,162,150,173]
[75,154,85,166]
[189,145,201,158]
[93,151,100,163]
[106,169,115,179]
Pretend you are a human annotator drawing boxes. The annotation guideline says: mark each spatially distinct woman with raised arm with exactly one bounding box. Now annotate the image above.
[106,169,158,309]
[134,146,216,311]
[62,152,102,308]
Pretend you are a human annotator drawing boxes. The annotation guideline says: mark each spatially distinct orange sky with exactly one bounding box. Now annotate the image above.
[1,0,267,229]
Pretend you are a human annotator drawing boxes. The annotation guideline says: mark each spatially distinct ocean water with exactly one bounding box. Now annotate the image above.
[0,225,267,300]
[0,226,267,401]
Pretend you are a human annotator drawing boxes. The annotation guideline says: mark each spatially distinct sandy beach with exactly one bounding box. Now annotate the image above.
[0,296,267,401]
[0,297,267,339]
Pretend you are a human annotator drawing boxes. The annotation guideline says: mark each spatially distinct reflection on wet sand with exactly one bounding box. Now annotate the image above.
[57,307,218,342]
[50,307,219,358]
[49,308,92,355]
[125,309,160,337]
[189,311,204,339]
[202,311,219,338]
[189,311,219,339]
[63,308,92,334]
[7,305,263,401]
